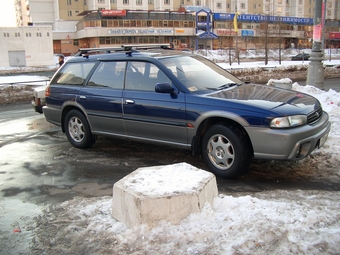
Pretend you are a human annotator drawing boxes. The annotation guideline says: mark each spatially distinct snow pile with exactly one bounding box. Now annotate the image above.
[36,190,340,254]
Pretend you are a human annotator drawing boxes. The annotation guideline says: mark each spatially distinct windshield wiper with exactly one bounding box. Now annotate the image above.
[207,83,242,91]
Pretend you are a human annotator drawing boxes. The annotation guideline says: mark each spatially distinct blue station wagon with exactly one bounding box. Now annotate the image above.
[43,46,331,179]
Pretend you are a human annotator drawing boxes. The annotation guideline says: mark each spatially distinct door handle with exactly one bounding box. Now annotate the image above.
[125,99,135,104]
[79,95,86,99]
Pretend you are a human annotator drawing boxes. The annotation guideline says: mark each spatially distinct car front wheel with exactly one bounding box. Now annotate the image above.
[64,110,96,149]
[201,124,252,179]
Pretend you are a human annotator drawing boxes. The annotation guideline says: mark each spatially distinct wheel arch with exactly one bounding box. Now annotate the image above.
[192,115,254,157]
[61,103,88,133]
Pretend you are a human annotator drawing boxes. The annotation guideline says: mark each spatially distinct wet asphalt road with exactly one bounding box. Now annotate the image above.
[0,102,339,253]
[1,103,339,204]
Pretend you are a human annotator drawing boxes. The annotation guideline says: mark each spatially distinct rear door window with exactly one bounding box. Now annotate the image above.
[87,61,125,89]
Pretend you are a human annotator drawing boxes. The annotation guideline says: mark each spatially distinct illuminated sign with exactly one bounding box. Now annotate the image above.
[101,10,126,16]
[214,13,313,25]
[216,29,237,36]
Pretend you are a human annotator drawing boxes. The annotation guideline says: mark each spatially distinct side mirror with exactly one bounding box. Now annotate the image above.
[155,82,175,94]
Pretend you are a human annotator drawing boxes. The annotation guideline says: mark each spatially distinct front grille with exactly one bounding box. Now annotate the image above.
[307,107,323,124]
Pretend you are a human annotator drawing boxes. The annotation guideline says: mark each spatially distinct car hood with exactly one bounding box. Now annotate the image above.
[207,84,320,114]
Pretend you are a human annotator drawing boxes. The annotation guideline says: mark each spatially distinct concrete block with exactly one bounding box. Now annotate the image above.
[112,163,218,228]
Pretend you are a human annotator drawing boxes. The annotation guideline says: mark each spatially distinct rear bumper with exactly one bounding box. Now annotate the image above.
[246,112,331,160]
[31,98,44,114]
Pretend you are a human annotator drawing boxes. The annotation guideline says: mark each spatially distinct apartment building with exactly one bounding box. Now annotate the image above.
[10,0,340,56]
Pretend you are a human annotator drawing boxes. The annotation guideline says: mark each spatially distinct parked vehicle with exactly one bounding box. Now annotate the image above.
[43,45,331,179]
[32,85,48,113]
[291,53,310,61]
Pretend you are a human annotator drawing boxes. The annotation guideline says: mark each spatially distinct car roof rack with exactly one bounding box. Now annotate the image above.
[75,43,173,56]
[74,46,136,56]
[121,43,173,50]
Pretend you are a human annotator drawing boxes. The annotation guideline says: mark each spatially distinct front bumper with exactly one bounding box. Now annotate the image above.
[246,111,331,160]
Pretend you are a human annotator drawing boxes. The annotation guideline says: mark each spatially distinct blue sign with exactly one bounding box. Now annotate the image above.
[214,13,313,25]
[242,30,254,37]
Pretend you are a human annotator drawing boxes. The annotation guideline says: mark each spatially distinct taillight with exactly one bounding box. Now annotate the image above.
[45,85,51,97]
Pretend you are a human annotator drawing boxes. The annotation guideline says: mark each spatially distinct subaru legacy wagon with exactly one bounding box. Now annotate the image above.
[43,46,331,179]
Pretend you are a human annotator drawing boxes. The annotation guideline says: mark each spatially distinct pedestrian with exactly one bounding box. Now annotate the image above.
[58,55,65,67]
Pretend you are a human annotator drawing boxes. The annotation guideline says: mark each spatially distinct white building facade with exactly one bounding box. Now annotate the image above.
[0,27,54,67]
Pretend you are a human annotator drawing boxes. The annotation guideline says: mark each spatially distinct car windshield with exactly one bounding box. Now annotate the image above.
[158,55,242,93]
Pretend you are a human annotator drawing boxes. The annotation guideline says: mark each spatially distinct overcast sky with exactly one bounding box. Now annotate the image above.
[0,0,16,27]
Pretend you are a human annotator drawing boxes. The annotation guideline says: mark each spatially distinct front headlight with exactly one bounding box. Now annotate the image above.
[270,115,307,128]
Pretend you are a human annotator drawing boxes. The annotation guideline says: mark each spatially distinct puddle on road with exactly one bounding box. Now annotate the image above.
[0,198,42,254]
[47,182,113,197]
[1,115,54,134]
[0,115,56,146]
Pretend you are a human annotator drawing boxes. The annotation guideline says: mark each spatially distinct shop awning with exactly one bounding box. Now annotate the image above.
[198,31,218,39]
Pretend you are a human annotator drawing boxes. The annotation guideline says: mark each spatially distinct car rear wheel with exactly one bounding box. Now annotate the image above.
[201,124,252,179]
[64,110,96,149]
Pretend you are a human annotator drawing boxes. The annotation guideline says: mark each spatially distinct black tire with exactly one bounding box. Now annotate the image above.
[201,124,252,179]
[64,110,96,149]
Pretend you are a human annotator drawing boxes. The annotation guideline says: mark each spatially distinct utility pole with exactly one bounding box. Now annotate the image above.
[321,0,327,50]
[234,0,240,65]
[306,0,325,89]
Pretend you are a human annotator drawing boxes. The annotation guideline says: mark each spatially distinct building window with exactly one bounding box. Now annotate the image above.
[68,10,72,16]
[36,32,42,37]
[227,3,230,8]
[15,32,20,37]
[298,0,303,4]
[196,0,201,5]
[298,7,302,12]
[73,39,79,46]
[241,3,245,9]
[4,32,9,37]
[110,0,115,3]
[98,0,105,2]
[47,32,50,36]
[136,0,142,4]
[216,3,221,9]
[277,7,282,13]
[67,0,71,5]
[123,0,129,4]
[278,0,282,4]
[180,0,184,4]
[253,4,256,9]
[84,0,87,5]
[148,0,154,4]
[164,0,170,4]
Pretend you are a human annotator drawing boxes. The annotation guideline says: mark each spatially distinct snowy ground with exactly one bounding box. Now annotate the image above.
[1,49,340,254]
[28,83,340,255]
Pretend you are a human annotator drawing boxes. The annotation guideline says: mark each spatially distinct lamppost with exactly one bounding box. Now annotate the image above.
[234,0,240,65]
[306,0,325,89]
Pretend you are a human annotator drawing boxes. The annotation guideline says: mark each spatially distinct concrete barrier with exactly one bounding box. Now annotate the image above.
[111,163,218,228]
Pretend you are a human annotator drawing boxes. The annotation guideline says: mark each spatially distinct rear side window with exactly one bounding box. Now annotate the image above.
[87,61,126,89]
[53,62,96,86]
